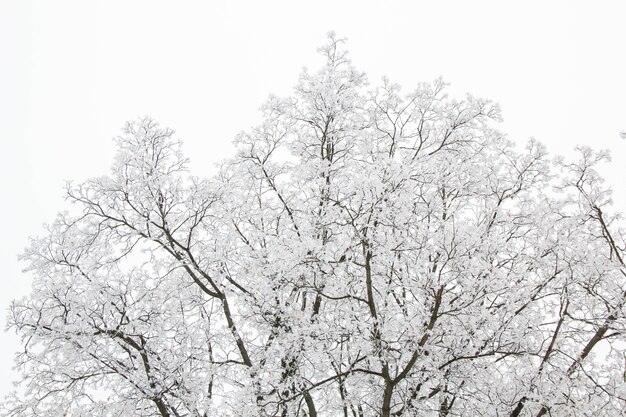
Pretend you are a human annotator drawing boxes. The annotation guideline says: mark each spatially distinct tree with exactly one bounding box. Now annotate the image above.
[3,34,626,417]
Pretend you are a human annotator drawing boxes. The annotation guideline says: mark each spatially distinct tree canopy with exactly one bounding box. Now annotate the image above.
[3,35,625,417]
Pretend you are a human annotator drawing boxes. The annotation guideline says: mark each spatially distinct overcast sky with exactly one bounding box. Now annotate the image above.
[0,0,624,399]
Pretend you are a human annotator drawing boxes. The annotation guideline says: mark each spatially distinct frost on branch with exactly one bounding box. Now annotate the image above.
[3,36,626,417]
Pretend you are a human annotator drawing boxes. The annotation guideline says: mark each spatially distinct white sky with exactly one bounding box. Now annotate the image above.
[0,0,624,399]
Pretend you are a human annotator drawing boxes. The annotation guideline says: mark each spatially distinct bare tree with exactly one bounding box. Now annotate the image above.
[3,35,625,417]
